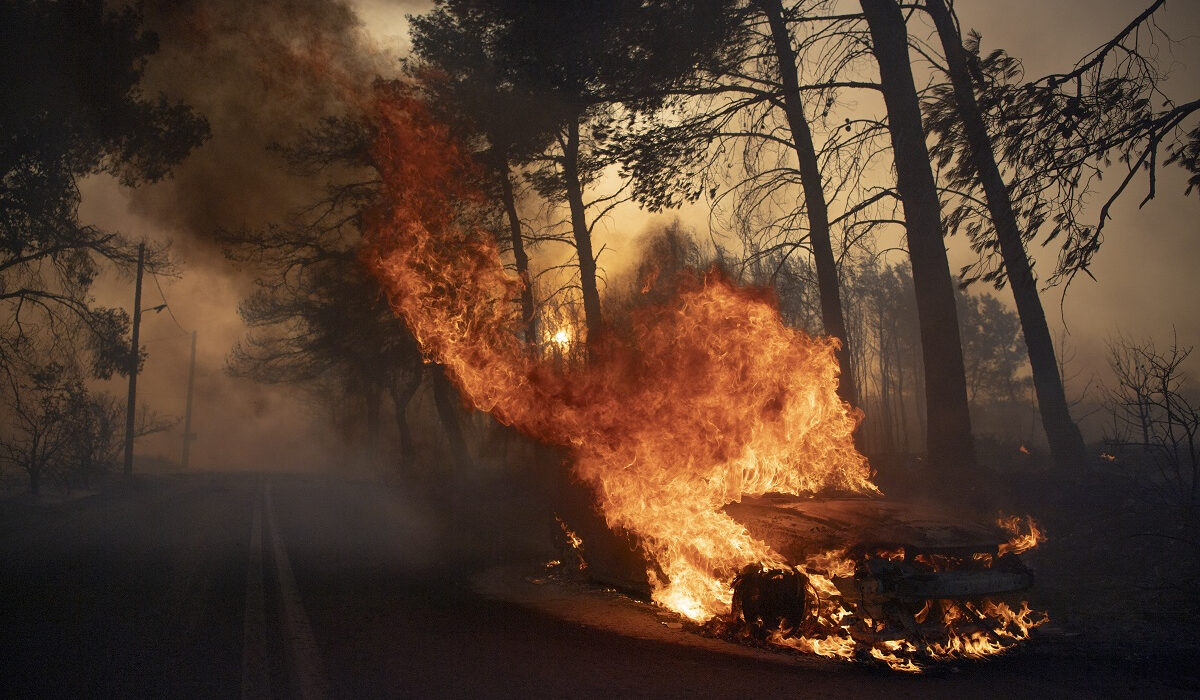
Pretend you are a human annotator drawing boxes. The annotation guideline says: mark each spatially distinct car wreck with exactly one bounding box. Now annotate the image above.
[556,490,1044,667]
[724,495,1040,659]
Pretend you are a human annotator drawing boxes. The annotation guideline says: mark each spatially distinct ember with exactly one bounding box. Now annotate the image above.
[555,515,587,572]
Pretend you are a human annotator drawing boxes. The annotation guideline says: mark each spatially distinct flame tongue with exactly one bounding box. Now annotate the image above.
[366,88,875,620]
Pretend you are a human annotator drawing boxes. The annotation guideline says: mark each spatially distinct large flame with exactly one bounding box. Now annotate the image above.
[363,87,1045,668]
[364,85,875,621]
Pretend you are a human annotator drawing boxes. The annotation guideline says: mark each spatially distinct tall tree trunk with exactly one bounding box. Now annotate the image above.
[759,0,859,409]
[389,362,424,472]
[861,0,977,480]
[912,341,926,448]
[562,119,604,351]
[431,363,473,473]
[875,312,895,453]
[29,434,42,495]
[497,156,538,347]
[925,0,1087,472]
[896,340,910,452]
[365,386,382,469]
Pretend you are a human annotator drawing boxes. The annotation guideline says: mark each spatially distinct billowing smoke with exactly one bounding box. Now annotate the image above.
[81,0,419,472]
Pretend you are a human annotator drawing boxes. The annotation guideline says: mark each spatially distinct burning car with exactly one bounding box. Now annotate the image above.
[554,491,1044,668]
[723,494,1043,664]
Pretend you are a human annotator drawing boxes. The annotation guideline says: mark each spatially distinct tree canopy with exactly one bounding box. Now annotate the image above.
[0,0,208,375]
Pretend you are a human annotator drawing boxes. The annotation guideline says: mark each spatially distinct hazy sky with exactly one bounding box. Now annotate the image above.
[951,0,1200,382]
[78,0,1199,469]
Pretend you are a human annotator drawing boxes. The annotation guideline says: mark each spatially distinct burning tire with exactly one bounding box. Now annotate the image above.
[731,566,817,639]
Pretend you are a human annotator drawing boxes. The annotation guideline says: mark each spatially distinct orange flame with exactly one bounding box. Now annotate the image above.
[997,514,1045,556]
[555,515,587,571]
[364,86,875,621]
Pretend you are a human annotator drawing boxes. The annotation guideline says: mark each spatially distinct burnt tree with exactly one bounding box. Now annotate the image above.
[860,0,977,478]
[225,118,426,471]
[408,3,556,347]
[610,1,879,409]
[755,0,858,408]
[923,0,1086,472]
[461,0,738,351]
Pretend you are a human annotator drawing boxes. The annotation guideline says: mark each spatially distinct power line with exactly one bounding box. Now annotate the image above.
[150,270,190,335]
[138,332,192,346]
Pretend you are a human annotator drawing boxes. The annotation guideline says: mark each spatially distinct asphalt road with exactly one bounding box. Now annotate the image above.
[1,472,1196,698]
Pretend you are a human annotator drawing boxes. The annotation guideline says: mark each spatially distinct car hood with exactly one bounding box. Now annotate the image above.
[724,493,1010,563]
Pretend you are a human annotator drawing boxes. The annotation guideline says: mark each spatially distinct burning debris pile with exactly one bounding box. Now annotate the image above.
[364,87,1044,669]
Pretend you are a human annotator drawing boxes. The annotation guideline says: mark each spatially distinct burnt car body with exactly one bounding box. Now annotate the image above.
[556,485,1037,654]
[725,494,1035,648]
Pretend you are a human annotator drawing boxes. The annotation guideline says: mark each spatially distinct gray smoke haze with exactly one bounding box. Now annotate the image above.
[131,0,388,253]
[80,0,417,472]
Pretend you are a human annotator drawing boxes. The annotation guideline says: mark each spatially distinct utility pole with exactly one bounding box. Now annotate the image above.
[181,330,197,470]
[123,242,145,477]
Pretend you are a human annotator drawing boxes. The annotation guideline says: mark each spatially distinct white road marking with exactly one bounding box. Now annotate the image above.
[264,482,329,700]
[242,493,269,700]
